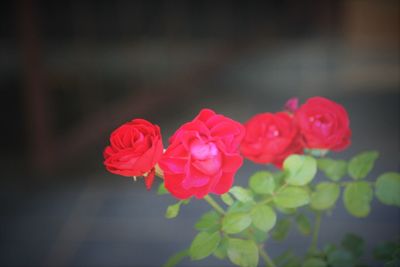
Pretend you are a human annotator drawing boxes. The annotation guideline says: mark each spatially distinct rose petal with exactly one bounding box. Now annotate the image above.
[211,172,235,195]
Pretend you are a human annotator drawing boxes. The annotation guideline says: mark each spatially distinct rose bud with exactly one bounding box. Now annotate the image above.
[103,119,163,190]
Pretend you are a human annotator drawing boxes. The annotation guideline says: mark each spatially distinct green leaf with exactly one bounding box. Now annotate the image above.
[311,182,340,210]
[283,256,301,267]
[189,231,221,260]
[373,241,399,261]
[327,249,354,267]
[273,171,286,186]
[284,155,317,186]
[348,151,379,180]
[318,158,347,181]
[252,227,269,243]
[295,214,311,236]
[274,186,310,208]
[305,148,329,157]
[302,258,327,267]
[227,238,259,267]
[250,205,277,232]
[276,206,297,215]
[213,237,229,260]
[158,182,169,195]
[249,171,275,195]
[323,244,337,255]
[195,211,220,232]
[222,212,252,234]
[165,202,181,219]
[228,201,253,213]
[230,186,254,203]
[272,218,291,241]
[163,249,188,267]
[221,193,234,206]
[375,172,400,207]
[341,233,364,259]
[275,250,295,266]
[343,182,373,217]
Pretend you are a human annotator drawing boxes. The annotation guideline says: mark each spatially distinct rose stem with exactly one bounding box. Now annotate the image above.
[259,246,277,267]
[203,195,225,215]
[310,211,322,251]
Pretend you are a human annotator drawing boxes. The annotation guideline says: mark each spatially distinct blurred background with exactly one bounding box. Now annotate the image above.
[0,0,399,266]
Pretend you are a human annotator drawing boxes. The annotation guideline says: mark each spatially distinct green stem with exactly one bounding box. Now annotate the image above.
[260,182,288,205]
[204,195,225,215]
[259,246,277,267]
[310,211,322,251]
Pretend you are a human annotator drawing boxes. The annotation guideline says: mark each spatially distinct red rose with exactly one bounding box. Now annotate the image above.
[103,119,163,189]
[240,112,303,168]
[295,97,351,151]
[159,109,245,199]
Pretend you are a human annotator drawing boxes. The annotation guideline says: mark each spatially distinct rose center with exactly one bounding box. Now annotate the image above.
[266,125,280,138]
[190,140,222,175]
[309,115,333,135]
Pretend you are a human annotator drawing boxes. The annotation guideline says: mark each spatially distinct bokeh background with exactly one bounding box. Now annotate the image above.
[0,0,399,266]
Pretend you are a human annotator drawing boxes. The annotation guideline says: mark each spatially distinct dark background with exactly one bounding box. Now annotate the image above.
[0,0,399,266]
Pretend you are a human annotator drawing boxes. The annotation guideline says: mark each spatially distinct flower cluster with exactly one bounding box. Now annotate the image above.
[103,97,351,199]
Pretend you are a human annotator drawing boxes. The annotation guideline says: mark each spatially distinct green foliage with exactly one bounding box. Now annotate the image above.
[305,148,329,157]
[341,233,364,258]
[227,238,259,267]
[283,155,317,186]
[214,237,229,260]
[311,182,340,210]
[272,218,292,241]
[282,256,301,267]
[221,192,234,206]
[222,212,252,234]
[373,241,400,261]
[163,249,188,267]
[302,257,327,267]
[249,171,275,195]
[343,182,373,217]
[228,201,253,213]
[165,199,191,219]
[251,227,269,244]
[295,213,311,236]
[165,202,181,219]
[348,151,379,180]
[189,231,221,260]
[250,204,277,232]
[327,249,354,267]
[158,182,169,195]
[276,206,297,215]
[163,148,399,267]
[318,158,347,181]
[373,240,400,267]
[274,250,295,266]
[375,172,400,207]
[273,186,310,208]
[230,186,254,203]
[194,211,220,232]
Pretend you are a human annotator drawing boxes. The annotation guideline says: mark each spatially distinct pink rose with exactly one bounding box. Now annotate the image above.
[159,109,245,199]
[241,112,303,168]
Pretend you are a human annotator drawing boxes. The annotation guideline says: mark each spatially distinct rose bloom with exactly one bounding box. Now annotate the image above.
[103,119,163,189]
[295,97,351,151]
[159,109,245,199]
[240,112,303,168]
